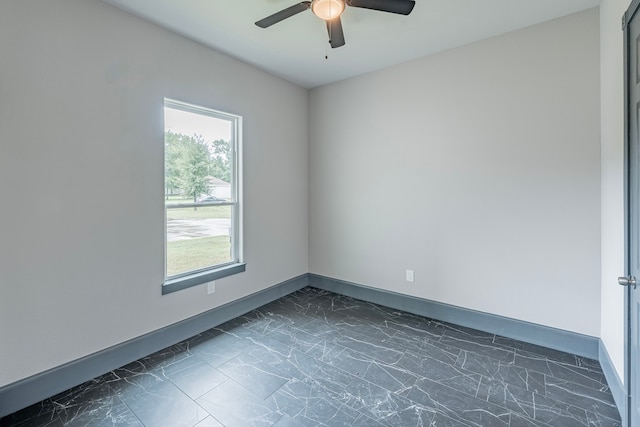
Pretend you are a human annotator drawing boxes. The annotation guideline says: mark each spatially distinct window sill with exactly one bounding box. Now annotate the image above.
[162,263,246,295]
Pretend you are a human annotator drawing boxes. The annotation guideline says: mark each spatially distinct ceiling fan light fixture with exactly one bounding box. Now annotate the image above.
[311,0,345,21]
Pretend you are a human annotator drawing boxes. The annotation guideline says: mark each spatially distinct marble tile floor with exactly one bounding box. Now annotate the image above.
[1,287,622,426]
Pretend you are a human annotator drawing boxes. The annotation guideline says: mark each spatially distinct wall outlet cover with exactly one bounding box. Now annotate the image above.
[406,270,414,282]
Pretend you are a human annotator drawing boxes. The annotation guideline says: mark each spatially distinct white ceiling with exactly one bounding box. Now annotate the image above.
[101,0,599,88]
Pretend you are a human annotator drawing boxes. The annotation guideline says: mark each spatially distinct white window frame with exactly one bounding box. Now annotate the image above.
[162,98,244,295]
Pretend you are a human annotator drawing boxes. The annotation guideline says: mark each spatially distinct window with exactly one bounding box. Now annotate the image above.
[163,99,244,294]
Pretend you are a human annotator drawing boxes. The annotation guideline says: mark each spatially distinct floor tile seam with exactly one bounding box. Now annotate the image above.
[245,321,289,337]
[319,347,375,380]
[428,410,479,427]
[263,321,330,345]
[116,366,174,391]
[500,381,554,407]
[401,346,474,372]
[486,388,542,422]
[312,352,370,391]
[140,351,191,372]
[439,336,518,362]
[545,367,607,386]
[245,333,317,374]
[504,342,600,367]
[330,333,401,355]
[385,326,434,343]
[543,367,608,388]
[259,383,295,426]
[216,357,292,392]
[385,326,445,344]
[585,410,627,425]
[121,383,212,427]
[539,400,618,424]
[149,354,202,379]
[236,322,288,343]
[332,331,407,358]
[427,404,503,427]
[191,352,226,371]
[542,375,610,397]
[366,365,420,396]
[382,306,447,328]
[166,369,230,401]
[513,362,611,391]
[508,410,553,427]
[193,347,246,371]
[442,330,517,350]
[359,404,437,427]
[104,373,130,397]
[439,324,499,340]
[530,370,610,396]
[510,361,609,392]
[193,398,231,427]
[490,336,571,356]
[300,337,350,361]
[410,369,487,399]
[514,349,606,376]
[329,317,400,341]
[264,317,318,333]
[432,342,517,367]
[270,388,328,422]
[544,381,618,408]
[352,412,392,427]
[116,391,148,427]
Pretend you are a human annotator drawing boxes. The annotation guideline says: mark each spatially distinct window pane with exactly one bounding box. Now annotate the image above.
[166,204,233,277]
[163,98,242,288]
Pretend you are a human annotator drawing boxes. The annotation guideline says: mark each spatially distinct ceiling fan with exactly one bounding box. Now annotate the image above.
[255,0,416,48]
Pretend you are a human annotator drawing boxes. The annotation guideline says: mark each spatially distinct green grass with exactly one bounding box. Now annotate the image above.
[166,206,231,220]
[167,236,232,277]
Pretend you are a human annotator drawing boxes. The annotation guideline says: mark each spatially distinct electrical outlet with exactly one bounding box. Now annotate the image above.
[406,270,414,282]
[207,281,216,294]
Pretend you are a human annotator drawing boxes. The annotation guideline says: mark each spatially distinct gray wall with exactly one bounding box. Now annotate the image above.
[0,0,309,388]
[600,0,628,382]
[309,9,601,337]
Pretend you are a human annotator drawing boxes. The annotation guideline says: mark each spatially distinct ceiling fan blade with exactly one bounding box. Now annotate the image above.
[326,17,345,48]
[255,1,311,28]
[346,0,415,15]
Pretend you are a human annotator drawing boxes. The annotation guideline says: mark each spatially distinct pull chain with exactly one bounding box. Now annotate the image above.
[325,12,330,59]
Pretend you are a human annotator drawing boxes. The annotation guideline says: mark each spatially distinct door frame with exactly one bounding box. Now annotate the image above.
[623,2,640,425]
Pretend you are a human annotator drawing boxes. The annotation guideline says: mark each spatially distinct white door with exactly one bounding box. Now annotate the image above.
[622,2,640,425]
